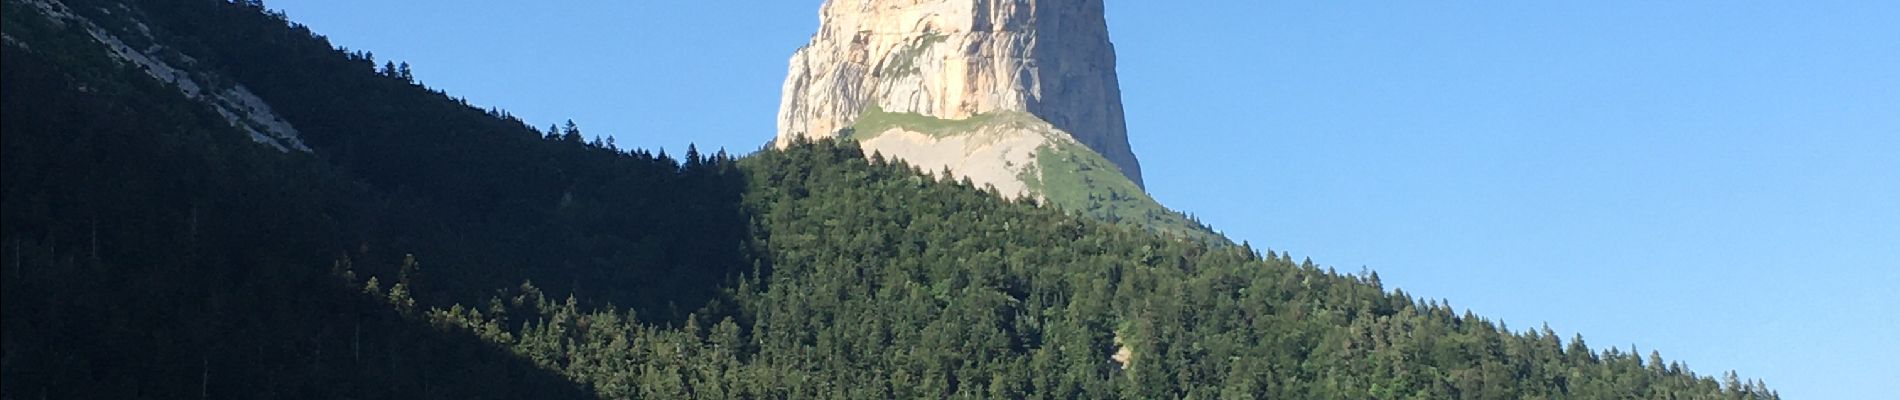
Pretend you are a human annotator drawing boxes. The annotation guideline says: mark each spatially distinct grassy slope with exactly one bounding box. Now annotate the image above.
[1025,139,1219,242]
[849,105,1221,242]
[849,103,1035,140]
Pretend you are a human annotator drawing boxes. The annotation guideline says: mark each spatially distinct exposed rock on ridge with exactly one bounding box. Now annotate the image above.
[776,0,1143,188]
[20,0,309,152]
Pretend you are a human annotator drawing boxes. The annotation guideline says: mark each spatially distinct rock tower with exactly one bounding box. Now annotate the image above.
[777,0,1144,191]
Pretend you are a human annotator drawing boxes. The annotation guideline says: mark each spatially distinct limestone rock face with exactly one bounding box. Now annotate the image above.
[776,0,1143,188]
[21,0,309,153]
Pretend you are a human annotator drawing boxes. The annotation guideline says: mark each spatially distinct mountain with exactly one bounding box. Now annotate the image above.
[777,0,1216,241]
[2,0,1778,399]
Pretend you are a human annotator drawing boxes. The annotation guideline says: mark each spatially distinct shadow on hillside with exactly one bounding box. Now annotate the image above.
[85,0,762,325]
[0,238,600,399]
[3,1,756,396]
[110,0,761,325]
[0,40,598,398]
[335,142,757,327]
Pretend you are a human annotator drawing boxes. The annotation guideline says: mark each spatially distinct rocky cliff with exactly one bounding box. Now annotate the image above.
[17,0,308,153]
[776,0,1143,190]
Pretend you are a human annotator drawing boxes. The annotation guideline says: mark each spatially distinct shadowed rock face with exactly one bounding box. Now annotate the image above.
[777,0,1144,188]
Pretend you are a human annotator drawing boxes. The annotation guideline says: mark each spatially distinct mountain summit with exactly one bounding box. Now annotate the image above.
[776,0,1216,240]
[777,0,1144,193]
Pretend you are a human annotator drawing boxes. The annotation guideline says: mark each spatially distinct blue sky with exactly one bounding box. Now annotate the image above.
[274,1,1898,397]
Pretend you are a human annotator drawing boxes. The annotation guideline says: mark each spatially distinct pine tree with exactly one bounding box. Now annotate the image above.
[398,253,422,290]
[562,120,583,143]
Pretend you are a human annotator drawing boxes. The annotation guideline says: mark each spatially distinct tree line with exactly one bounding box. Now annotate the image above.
[2,0,1778,398]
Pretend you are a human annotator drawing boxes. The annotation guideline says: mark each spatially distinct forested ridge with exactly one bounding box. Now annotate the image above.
[2,0,1777,398]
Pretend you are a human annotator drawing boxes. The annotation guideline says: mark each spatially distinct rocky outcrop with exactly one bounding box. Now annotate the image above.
[773,0,1225,242]
[20,0,309,152]
[776,0,1143,188]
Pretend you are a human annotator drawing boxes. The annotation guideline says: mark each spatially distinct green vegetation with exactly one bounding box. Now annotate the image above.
[877,32,947,78]
[3,0,1780,399]
[1023,140,1219,242]
[848,103,1034,140]
[850,104,1219,242]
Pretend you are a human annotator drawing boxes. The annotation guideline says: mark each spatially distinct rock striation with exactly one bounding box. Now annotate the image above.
[776,0,1143,189]
[21,0,309,153]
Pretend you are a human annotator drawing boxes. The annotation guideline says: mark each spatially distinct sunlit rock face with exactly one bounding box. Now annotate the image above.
[776,0,1144,189]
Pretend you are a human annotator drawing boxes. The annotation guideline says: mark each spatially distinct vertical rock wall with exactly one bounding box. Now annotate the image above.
[776,0,1144,187]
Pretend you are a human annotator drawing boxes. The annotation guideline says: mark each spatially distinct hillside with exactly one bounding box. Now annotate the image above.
[2,0,1778,399]
[775,0,1226,243]
[846,105,1217,241]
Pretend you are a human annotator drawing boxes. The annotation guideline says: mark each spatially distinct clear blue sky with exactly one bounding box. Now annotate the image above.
[274,1,1898,397]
